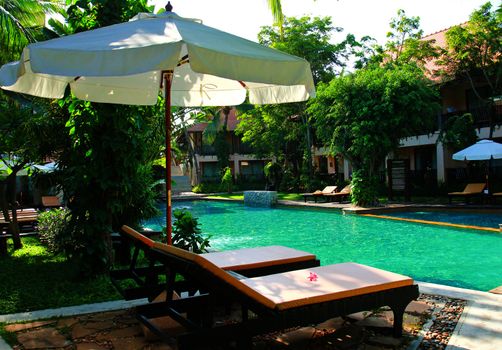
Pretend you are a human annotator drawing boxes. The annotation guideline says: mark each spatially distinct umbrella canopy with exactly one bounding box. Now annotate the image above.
[452,139,502,161]
[0,5,315,243]
[0,12,315,106]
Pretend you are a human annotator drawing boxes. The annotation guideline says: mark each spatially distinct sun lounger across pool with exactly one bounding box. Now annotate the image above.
[302,186,337,203]
[448,183,485,204]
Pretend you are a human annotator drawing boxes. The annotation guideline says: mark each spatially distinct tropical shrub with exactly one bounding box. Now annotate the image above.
[37,208,71,254]
[170,209,210,253]
[350,170,379,207]
[220,167,233,193]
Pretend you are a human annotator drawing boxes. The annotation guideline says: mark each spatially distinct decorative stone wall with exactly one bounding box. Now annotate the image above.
[244,191,278,207]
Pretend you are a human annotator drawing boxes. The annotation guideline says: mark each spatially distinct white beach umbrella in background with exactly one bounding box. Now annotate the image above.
[452,139,502,161]
[452,139,502,193]
[0,2,315,243]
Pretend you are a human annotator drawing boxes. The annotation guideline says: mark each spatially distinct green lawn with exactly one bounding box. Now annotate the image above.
[0,237,120,315]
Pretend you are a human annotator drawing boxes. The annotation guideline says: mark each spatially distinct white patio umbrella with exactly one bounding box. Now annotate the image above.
[452,139,502,161]
[0,3,315,243]
[452,139,502,193]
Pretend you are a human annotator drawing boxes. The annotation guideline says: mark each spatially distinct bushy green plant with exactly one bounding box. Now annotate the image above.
[170,209,210,253]
[37,208,71,254]
[438,113,477,152]
[350,170,379,207]
[192,182,224,193]
[191,184,205,193]
[220,167,233,193]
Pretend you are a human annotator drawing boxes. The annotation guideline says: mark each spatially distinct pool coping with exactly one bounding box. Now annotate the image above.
[361,213,501,233]
[0,281,500,350]
[192,196,502,233]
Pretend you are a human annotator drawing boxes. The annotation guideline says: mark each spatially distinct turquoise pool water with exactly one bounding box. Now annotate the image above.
[143,200,502,291]
[383,210,502,229]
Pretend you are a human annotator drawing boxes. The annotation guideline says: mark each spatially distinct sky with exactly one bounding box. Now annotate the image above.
[151,0,500,44]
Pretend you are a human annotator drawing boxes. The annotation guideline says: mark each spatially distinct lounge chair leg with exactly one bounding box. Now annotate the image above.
[390,303,407,337]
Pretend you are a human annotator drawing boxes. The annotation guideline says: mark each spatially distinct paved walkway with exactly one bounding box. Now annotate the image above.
[1,282,500,350]
[419,282,502,350]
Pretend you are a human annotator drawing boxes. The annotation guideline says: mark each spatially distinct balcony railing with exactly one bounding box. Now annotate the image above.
[440,104,502,129]
[195,145,216,156]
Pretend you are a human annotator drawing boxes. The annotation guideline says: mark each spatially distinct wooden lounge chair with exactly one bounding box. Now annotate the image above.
[448,183,485,204]
[110,225,320,300]
[302,186,337,203]
[324,184,352,202]
[0,208,39,234]
[136,243,419,349]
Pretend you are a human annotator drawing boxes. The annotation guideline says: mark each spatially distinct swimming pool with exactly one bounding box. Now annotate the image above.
[377,210,502,229]
[143,200,502,292]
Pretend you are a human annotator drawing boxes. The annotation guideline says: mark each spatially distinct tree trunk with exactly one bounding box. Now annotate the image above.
[6,173,22,250]
[302,114,313,178]
[0,181,8,256]
[185,129,200,185]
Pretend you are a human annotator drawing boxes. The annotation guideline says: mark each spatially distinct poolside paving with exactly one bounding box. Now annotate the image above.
[0,283,502,350]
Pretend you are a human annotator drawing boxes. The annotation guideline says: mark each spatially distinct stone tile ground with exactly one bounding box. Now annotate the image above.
[2,294,466,350]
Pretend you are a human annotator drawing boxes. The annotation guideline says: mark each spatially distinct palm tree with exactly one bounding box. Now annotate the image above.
[0,0,62,61]
[266,0,283,32]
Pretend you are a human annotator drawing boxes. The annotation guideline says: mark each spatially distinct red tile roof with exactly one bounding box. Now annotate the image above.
[188,108,240,132]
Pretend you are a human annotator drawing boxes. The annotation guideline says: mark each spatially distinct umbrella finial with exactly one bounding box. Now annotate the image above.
[165,1,173,12]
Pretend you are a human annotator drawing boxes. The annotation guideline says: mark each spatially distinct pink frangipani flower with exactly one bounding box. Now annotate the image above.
[308,272,318,282]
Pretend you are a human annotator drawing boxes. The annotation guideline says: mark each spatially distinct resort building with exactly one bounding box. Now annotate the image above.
[312,25,502,190]
[186,109,270,184]
[185,25,501,192]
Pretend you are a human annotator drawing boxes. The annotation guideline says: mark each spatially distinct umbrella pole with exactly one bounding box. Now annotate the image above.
[164,71,173,245]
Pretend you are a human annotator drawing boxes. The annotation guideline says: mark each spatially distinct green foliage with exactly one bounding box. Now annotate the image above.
[383,9,440,68]
[37,208,71,254]
[438,113,478,152]
[258,16,346,84]
[0,237,120,314]
[439,2,501,79]
[201,106,232,174]
[52,97,162,275]
[220,167,233,193]
[238,15,350,191]
[350,170,379,207]
[266,0,283,30]
[264,161,282,189]
[309,65,440,205]
[437,2,501,137]
[170,209,210,253]
[0,101,59,252]
[0,0,63,62]
[35,1,165,275]
[65,0,153,33]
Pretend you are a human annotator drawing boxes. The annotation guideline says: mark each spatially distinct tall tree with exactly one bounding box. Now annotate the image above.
[381,9,440,70]
[437,2,501,137]
[237,16,347,191]
[0,100,59,254]
[42,0,164,275]
[266,0,283,34]
[308,65,440,206]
